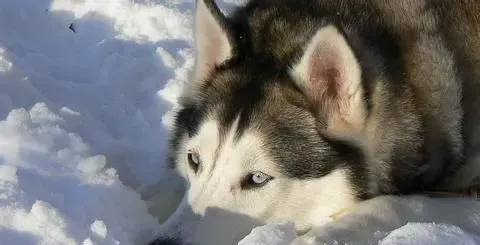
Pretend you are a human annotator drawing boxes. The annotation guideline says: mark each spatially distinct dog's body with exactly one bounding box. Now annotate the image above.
[149,0,480,244]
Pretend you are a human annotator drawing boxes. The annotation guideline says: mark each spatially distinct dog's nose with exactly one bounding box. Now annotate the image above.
[147,237,183,245]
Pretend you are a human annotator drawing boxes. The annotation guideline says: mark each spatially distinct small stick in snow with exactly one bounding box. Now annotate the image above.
[69,23,76,33]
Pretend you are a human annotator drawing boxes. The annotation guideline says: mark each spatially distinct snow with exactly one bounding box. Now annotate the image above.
[380,223,480,245]
[238,223,297,245]
[0,0,479,245]
[0,0,191,244]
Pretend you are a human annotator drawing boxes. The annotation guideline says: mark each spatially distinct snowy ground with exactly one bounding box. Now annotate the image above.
[0,0,479,245]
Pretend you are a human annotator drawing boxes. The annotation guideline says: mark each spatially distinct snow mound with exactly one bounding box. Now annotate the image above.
[380,223,480,245]
[0,0,194,244]
[0,104,158,245]
[238,222,296,245]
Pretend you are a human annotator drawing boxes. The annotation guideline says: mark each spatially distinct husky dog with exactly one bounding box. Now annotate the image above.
[148,0,480,244]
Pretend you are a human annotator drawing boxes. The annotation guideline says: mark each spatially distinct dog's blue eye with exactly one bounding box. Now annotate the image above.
[252,172,268,184]
[241,171,273,189]
[187,151,200,173]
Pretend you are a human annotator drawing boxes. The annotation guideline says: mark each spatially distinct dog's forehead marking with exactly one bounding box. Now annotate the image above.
[191,116,273,175]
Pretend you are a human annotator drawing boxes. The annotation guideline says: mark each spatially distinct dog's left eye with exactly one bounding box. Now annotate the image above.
[241,171,273,189]
[187,151,200,173]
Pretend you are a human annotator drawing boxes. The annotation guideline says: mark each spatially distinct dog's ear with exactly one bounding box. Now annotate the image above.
[290,25,367,135]
[193,0,234,83]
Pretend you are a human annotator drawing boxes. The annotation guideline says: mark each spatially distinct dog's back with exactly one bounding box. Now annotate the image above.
[423,0,480,188]
[373,0,480,189]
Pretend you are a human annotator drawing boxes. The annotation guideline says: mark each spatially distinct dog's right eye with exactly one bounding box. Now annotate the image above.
[187,151,200,173]
[241,171,273,190]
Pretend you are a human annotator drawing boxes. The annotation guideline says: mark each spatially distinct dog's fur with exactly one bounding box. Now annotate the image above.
[148,0,480,244]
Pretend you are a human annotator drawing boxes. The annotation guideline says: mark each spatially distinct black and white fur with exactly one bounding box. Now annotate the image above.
[148,0,480,244]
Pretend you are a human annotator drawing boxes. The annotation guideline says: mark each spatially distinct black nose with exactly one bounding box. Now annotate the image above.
[147,237,183,245]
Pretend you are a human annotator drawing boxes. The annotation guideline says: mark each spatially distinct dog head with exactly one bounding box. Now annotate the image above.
[150,0,424,244]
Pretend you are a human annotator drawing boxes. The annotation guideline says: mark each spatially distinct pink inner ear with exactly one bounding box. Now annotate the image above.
[307,44,347,115]
[194,0,232,83]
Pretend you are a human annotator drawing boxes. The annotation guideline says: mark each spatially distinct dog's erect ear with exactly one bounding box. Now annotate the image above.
[193,0,234,83]
[290,25,367,134]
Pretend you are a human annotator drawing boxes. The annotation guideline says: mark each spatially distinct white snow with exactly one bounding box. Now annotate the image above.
[238,223,297,245]
[380,223,480,245]
[0,0,191,244]
[0,0,479,245]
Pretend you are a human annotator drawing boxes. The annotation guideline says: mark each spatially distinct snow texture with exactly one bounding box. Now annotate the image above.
[238,223,297,245]
[0,0,479,245]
